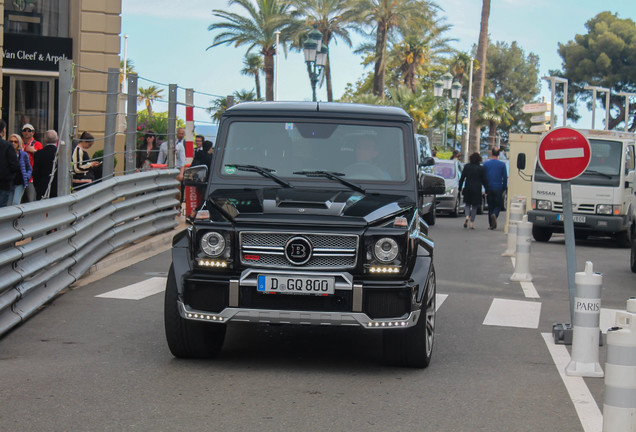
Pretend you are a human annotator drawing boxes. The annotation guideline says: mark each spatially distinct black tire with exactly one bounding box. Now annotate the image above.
[383,267,436,368]
[532,225,552,242]
[631,238,636,273]
[615,229,632,249]
[424,202,436,226]
[164,264,226,358]
[450,197,459,218]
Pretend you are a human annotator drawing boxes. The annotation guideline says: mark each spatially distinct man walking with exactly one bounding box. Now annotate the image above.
[32,130,59,200]
[0,119,20,207]
[483,147,507,230]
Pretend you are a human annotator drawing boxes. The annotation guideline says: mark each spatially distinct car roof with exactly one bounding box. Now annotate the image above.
[223,101,412,122]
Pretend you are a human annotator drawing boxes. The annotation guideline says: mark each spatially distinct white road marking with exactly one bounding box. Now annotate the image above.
[600,308,619,333]
[544,148,585,160]
[483,298,541,328]
[436,294,448,311]
[541,333,603,432]
[96,277,166,300]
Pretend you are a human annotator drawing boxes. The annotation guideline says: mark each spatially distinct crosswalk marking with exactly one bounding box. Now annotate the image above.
[436,294,448,311]
[483,298,541,329]
[96,277,166,300]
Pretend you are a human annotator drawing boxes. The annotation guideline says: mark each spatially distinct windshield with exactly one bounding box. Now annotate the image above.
[433,162,456,179]
[534,138,623,186]
[220,121,407,182]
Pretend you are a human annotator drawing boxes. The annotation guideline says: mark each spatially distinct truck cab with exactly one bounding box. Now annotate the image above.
[527,129,635,247]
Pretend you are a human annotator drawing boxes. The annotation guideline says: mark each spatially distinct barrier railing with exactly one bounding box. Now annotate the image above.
[0,169,180,337]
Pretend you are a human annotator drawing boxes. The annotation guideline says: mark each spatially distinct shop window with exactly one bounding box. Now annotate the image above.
[4,0,69,37]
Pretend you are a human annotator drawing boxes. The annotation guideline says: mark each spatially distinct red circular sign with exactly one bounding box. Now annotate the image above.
[537,127,591,181]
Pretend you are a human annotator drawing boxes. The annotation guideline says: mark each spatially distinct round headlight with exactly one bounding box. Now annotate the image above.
[374,237,399,262]
[201,232,226,257]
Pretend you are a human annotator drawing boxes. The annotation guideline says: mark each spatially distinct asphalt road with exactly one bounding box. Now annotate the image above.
[1,212,633,431]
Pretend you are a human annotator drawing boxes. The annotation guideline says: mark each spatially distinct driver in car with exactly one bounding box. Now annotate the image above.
[348,135,391,180]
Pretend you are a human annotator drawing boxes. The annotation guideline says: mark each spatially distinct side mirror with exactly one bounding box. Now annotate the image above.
[517,153,526,170]
[184,165,208,187]
[420,156,435,167]
[419,173,445,195]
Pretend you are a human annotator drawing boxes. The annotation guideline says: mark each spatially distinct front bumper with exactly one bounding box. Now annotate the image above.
[435,195,457,212]
[528,210,627,234]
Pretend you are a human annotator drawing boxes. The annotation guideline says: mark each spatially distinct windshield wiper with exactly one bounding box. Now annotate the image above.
[584,169,613,179]
[293,170,366,194]
[228,164,293,188]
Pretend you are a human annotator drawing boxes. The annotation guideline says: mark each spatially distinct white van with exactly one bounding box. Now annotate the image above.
[526,129,635,247]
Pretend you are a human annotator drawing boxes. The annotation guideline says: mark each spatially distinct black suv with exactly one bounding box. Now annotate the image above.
[165,102,444,367]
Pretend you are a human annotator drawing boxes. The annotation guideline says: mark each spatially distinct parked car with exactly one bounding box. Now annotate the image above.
[165,102,445,368]
[432,159,462,217]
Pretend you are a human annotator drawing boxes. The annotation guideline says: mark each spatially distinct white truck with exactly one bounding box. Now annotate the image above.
[526,129,635,247]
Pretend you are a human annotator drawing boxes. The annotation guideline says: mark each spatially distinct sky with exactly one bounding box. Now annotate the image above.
[120,0,636,131]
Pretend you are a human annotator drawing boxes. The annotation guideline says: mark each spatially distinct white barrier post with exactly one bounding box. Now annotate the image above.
[603,298,636,431]
[510,215,532,282]
[565,261,603,377]
[503,198,526,257]
[502,221,518,256]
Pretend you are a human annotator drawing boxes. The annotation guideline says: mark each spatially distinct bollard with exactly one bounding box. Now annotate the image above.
[565,261,603,377]
[502,221,518,256]
[509,200,525,224]
[510,215,532,282]
[602,298,636,432]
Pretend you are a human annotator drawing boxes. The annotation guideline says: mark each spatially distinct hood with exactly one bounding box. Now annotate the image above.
[205,187,415,225]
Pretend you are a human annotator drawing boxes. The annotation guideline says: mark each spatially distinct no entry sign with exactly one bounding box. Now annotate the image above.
[537,127,591,181]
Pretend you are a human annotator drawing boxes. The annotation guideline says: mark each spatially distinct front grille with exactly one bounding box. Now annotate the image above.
[553,202,596,214]
[239,286,352,312]
[240,231,358,269]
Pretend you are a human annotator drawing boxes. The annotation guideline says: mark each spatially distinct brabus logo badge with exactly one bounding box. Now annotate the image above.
[285,237,312,265]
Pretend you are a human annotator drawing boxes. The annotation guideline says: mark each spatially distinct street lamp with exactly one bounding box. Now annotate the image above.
[433,74,462,152]
[302,25,327,102]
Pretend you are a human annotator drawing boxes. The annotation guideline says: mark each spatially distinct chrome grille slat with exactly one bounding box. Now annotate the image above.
[239,231,359,269]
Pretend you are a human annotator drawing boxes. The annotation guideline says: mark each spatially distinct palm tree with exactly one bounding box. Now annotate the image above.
[469,0,491,154]
[355,0,437,100]
[294,0,358,101]
[387,85,436,133]
[209,0,302,101]
[474,96,513,149]
[137,86,163,117]
[241,53,264,100]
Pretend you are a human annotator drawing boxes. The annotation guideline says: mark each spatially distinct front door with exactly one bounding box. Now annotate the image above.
[1,74,55,141]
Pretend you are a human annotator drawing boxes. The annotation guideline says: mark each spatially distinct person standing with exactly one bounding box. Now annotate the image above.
[137,131,159,170]
[32,130,59,200]
[21,123,42,202]
[72,131,101,191]
[192,140,213,169]
[483,147,508,230]
[7,134,32,205]
[0,119,20,207]
[458,152,487,230]
[157,127,186,181]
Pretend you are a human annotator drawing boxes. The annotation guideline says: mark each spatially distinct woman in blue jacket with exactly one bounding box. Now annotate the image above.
[8,134,32,205]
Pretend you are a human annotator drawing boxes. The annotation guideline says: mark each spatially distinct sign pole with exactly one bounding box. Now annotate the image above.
[561,181,576,323]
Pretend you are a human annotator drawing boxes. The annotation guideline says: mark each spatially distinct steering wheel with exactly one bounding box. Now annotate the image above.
[345,162,391,180]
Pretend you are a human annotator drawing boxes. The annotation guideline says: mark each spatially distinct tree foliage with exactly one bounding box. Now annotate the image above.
[136,109,186,146]
[557,11,636,130]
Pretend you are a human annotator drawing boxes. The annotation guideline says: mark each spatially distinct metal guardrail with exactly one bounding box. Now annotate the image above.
[0,169,180,337]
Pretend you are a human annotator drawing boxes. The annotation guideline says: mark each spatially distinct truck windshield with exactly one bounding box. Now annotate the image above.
[534,139,622,186]
[220,121,407,182]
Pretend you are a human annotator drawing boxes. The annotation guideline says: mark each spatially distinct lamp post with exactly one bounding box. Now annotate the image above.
[302,26,327,102]
[433,72,461,152]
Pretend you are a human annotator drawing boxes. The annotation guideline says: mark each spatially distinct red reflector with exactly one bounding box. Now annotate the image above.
[244,255,260,260]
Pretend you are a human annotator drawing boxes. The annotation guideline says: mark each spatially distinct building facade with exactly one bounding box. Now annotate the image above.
[1,0,121,141]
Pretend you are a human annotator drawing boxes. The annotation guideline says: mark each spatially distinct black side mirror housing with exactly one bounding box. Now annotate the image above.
[420,156,435,167]
[517,153,526,170]
[183,165,208,187]
[419,173,445,195]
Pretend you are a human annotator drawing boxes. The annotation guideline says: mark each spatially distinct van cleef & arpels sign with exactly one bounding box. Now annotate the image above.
[3,33,73,71]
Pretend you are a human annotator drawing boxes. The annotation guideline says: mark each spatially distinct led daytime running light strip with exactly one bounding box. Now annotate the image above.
[367,321,408,327]
[198,259,228,268]
[186,313,224,322]
[369,266,401,273]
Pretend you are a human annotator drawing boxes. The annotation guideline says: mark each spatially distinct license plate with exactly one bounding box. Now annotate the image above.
[556,214,586,223]
[257,275,335,295]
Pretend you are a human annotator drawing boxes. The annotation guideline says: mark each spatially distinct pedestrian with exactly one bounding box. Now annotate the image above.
[192,139,213,169]
[451,149,461,160]
[20,123,41,202]
[72,131,101,191]
[157,127,187,211]
[483,147,508,230]
[7,134,32,205]
[458,152,487,230]
[0,119,20,207]
[136,130,159,171]
[195,134,204,151]
[32,130,59,200]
